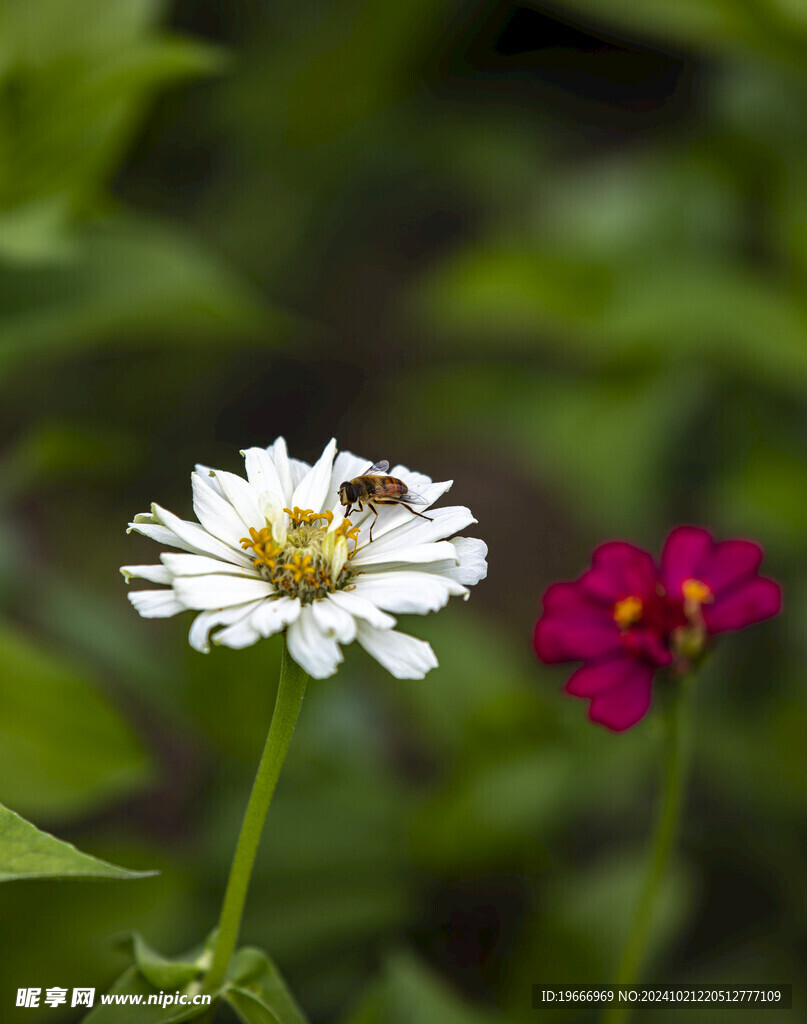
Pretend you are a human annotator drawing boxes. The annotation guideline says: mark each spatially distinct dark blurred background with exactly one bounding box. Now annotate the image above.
[0,1,804,1021]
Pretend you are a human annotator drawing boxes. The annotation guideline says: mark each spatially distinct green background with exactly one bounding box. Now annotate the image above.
[0,0,803,1020]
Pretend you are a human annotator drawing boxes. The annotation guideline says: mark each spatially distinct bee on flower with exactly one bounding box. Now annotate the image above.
[122,438,487,679]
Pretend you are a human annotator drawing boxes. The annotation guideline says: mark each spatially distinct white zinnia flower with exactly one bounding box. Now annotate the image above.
[122,438,487,679]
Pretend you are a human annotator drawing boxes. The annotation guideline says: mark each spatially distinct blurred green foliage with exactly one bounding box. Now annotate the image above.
[0,0,805,1022]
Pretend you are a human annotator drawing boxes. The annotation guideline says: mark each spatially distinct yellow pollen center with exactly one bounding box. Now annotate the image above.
[681,579,713,606]
[239,509,360,604]
[613,595,644,630]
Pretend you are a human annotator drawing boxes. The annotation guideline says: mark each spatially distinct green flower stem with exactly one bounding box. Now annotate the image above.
[203,636,309,995]
[602,685,691,1024]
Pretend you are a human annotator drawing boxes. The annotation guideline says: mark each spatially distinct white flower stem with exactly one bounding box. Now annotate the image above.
[203,636,309,995]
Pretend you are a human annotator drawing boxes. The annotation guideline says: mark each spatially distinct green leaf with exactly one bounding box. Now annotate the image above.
[225,948,309,1024]
[0,802,157,882]
[0,620,152,818]
[228,989,283,1024]
[82,967,213,1024]
[123,933,203,991]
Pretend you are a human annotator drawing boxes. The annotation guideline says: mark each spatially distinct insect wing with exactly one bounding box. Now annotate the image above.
[366,460,389,474]
[401,489,429,506]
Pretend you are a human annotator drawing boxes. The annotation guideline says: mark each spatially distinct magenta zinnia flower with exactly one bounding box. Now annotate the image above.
[534,527,781,732]
[659,526,781,638]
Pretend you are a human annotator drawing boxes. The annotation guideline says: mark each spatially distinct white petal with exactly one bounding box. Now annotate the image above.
[192,472,251,549]
[194,464,225,496]
[356,623,438,679]
[351,481,455,544]
[128,589,186,618]
[258,491,288,546]
[352,540,457,570]
[353,571,467,614]
[161,553,260,578]
[269,437,297,506]
[150,504,251,564]
[358,505,476,553]
[209,469,266,530]
[250,596,301,637]
[173,574,274,610]
[241,446,286,500]
[437,537,488,586]
[286,605,344,679]
[189,600,266,652]
[326,589,396,630]
[288,457,310,490]
[291,438,336,513]
[128,515,196,554]
[213,607,264,649]
[120,564,173,585]
[311,596,357,644]
[389,464,434,488]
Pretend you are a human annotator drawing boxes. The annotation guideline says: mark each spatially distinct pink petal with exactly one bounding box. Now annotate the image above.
[701,539,763,595]
[582,542,658,603]
[534,616,621,664]
[566,656,640,697]
[542,580,604,619]
[703,576,782,633]
[660,526,713,597]
[587,662,655,731]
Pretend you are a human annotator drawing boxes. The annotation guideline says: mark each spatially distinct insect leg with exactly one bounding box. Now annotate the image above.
[405,506,433,523]
[368,504,379,543]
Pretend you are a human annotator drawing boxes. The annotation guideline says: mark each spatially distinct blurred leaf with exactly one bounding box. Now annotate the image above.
[0,196,74,265]
[555,852,694,978]
[226,948,310,1024]
[398,363,708,531]
[532,0,807,69]
[0,0,223,211]
[710,446,807,549]
[411,746,574,871]
[0,420,148,499]
[0,802,156,881]
[281,0,454,148]
[0,215,273,377]
[342,950,503,1024]
[0,619,152,818]
[412,244,807,394]
[82,967,212,1024]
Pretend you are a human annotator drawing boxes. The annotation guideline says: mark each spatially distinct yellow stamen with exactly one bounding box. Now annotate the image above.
[334,518,361,554]
[240,526,282,570]
[681,579,713,605]
[283,552,316,583]
[239,512,357,603]
[284,506,333,527]
[613,595,643,630]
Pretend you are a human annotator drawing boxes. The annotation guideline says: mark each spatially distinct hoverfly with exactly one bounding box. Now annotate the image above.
[338,460,433,542]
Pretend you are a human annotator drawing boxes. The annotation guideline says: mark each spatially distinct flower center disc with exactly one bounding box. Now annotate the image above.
[240,507,360,604]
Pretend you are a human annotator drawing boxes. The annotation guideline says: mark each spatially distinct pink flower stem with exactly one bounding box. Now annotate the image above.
[602,682,692,1024]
